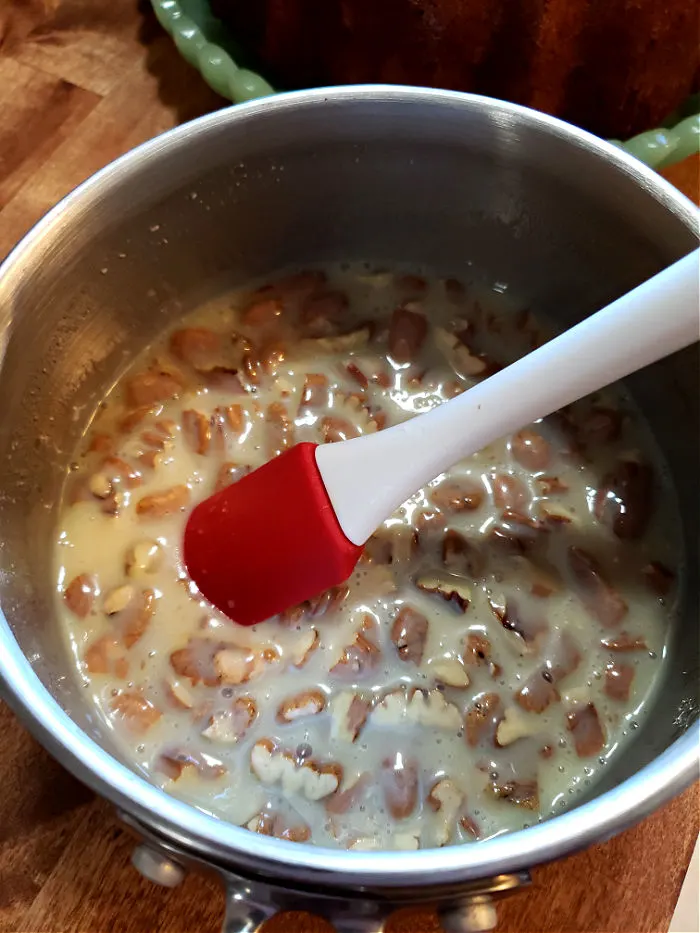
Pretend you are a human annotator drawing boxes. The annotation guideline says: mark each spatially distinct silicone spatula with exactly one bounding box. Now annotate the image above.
[183,249,699,626]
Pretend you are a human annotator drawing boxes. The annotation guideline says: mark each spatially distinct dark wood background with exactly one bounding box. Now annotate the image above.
[0,2,697,931]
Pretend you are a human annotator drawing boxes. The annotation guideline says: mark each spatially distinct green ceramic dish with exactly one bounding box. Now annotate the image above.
[152,0,699,170]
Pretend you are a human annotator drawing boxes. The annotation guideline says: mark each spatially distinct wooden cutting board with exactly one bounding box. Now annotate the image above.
[0,3,697,931]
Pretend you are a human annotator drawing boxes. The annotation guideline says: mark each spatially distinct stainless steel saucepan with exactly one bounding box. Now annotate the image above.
[0,87,698,933]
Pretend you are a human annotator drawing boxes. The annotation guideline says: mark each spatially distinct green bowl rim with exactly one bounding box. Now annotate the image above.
[151,0,699,171]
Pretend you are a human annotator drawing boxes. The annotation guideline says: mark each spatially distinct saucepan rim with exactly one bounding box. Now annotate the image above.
[0,85,698,890]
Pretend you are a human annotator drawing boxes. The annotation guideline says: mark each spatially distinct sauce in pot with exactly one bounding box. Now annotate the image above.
[55,264,681,849]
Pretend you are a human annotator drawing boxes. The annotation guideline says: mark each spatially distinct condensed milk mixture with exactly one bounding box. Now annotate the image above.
[55,266,681,850]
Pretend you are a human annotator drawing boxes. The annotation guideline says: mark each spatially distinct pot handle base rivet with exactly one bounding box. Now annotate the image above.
[131,844,186,888]
[439,896,498,933]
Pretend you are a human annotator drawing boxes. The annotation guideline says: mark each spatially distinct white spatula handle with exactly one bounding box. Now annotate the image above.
[317,248,700,545]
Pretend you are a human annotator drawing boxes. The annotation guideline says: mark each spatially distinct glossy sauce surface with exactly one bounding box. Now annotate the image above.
[55,266,680,850]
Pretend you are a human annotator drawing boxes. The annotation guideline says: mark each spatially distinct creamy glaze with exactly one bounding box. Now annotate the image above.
[55,265,681,850]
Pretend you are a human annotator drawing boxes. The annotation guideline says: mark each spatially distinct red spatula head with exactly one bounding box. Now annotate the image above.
[183,442,363,626]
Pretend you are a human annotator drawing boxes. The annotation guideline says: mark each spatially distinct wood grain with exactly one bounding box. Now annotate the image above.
[0,2,697,931]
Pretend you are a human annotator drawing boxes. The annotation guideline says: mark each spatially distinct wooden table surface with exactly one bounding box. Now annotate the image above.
[0,2,698,931]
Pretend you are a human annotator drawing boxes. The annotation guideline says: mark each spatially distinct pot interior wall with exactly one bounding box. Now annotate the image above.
[0,96,697,804]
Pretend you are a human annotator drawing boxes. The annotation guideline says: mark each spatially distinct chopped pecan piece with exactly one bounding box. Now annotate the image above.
[539,503,577,526]
[566,703,605,757]
[516,630,580,712]
[276,689,326,723]
[247,811,311,843]
[374,688,462,730]
[111,692,161,734]
[465,693,502,746]
[164,675,195,709]
[391,606,429,665]
[100,455,143,489]
[487,779,539,810]
[289,627,320,667]
[142,417,176,448]
[536,475,569,495]
[429,657,470,688]
[283,584,349,625]
[515,675,560,714]
[254,269,326,309]
[325,773,370,814]
[364,526,417,566]
[136,485,190,518]
[170,327,225,370]
[170,638,221,687]
[414,573,471,611]
[426,779,464,847]
[442,379,464,398]
[241,347,262,386]
[107,587,155,648]
[204,367,246,393]
[214,462,251,493]
[460,814,481,839]
[88,432,114,455]
[413,508,443,534]
[330,693,371,743]
[300,290,348,336]
[118,407,151,433]
[548,630,582,679]
[259,340,287,375]
[125,539,162,578]
[511,429,551,471]
[492,473,529,511]
[600,632,648,652]
[103,584,134,616]
[388,305,428,363]
[64,574,97,618]
[300,373,329,408]
[434,326,491,377]
[266,402,294,456]
[331,619,381,678]
[157,748,226,781]
[214,646,279,685]
[604,662,635,702]
[568,546,627,627]
[242,297,284,327]
[202,696,258,742]
[309,583,351,617]
[380,753,419,819]
[430,479,484,512]
[486,526,526,555]
[463,633,494,669]
[126,368,182,407]
[320,416,360,443]
[301,325,371,355]
[494,509,547,552]
[346,362,369,388]
[594,459,653,539]
[496,706,544,746]
[84,635,128,679]
[510,555,561,597]
[181,409,211,455]
[210,404,245,451]
[489,597,547,647]
[250,739,342,801]
[363,533,393,565]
